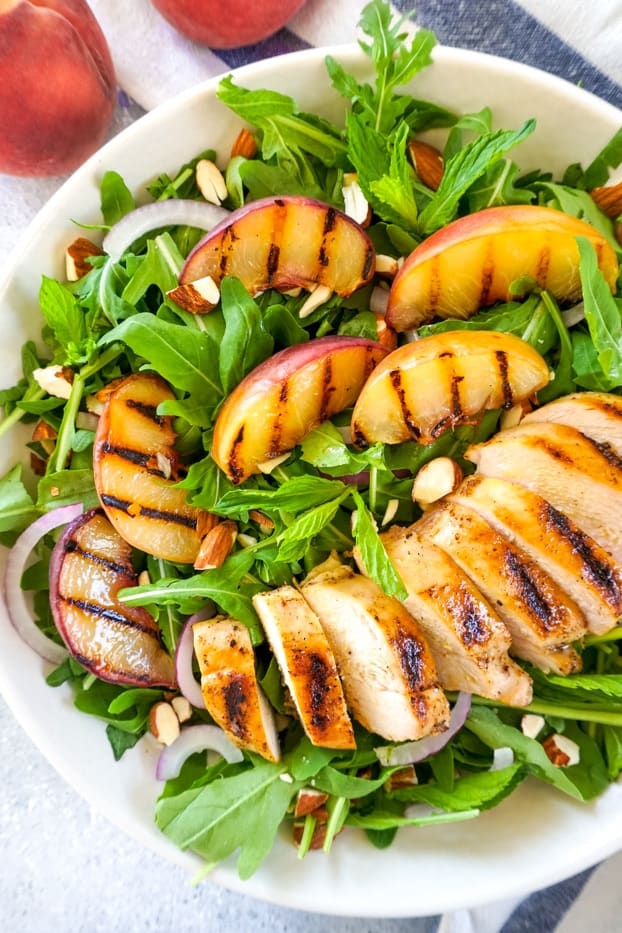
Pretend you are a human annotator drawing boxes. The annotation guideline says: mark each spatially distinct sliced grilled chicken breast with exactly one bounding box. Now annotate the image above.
[252,586,356,750]
[300,555,450,741]
[193,617,280,762]
[522,392,622,456]
[94,373,218,563]
[377,527,533,706]
[452,474,622,635]
[467,421,622,562]
[418,501,586,674]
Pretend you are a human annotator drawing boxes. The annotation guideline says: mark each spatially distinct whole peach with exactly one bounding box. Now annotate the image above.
[0,0,116,176]
[150,0,306,49]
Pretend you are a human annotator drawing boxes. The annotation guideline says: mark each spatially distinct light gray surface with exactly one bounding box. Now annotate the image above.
[0,694,438,933]
[0,100,436,933]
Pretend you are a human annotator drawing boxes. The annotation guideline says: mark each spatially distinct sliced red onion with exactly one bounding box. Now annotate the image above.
[3,503,83,665]
[103,200,230,262]
[374,692,472,766]
[174,608,215,708]
[370,286,389,315]
[156,723,243,780]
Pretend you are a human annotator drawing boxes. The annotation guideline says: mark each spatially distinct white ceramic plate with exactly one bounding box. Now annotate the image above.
[1,44,622,919]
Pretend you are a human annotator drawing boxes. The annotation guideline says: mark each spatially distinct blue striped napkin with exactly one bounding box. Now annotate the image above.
[78,1,622,928]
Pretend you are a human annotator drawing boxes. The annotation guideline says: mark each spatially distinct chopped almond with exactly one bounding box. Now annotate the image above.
[298,284,333,319]
[590,180,622,219]
[149,701,181,746]
[171,695,193,723]
[193,520,237,571]
[65,236,103,281]
[196,158,228,205]
[249,509,275,532]
[230,127,258,159]
[408,140,444,190]
[168,275,220,314]
[411,457,464,506]
[543,733,580,767]
[385,765,418,792]
[294,788,330,818]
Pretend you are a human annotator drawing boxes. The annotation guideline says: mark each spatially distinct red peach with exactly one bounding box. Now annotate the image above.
[150,0,306,49]
[0,0,116,176]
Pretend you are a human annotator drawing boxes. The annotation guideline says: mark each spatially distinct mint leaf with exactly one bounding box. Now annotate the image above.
[219,278,274,394]
[577,236,622,388]
[0,465,37,533]
[419,119,536,233]
[352,491,407,599]
[100,170,135,226]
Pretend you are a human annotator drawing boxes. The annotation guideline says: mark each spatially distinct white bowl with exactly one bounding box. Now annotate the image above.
[1,44,622,918]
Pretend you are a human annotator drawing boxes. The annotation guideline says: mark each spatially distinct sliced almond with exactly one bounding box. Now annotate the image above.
[193,520,238,571]
[381,498,400,527]
[230,127,257,160]
[32,365,74,400]
[294,788,329,818]
[342,176,371,226]
[257,451,291,474]
[590,180,622,219]
[168,275,220,314]
[542,733,580,767]
[196,158,228,205]
[149,701,181,746]
[138,569,151,587]
[298,283,334,320]
[249,509,275,532]
[171,695,193,723]
[408,139,444,191]
[65,236,103,281]
[411,457,464,506]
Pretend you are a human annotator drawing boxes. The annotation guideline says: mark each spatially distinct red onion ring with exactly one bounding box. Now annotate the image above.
[374,692,472,766]
[103,200,230,262]
[156,723,243,781]
[174,608,215,708]
[3,503,83,665]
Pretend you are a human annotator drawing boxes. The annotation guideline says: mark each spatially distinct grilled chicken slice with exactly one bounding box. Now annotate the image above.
[94,373,218,563]
[522,391,622,457]
[452,475,622,635]
[300,555,450,741]
[193,617,280,762]
[418,501,586,674]
[377,527,533,706]
[467,421,622,562]
[252,586,355,750]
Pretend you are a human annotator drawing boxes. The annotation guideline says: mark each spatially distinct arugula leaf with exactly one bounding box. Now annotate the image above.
[100,312,222,405]
[219,278,274,394]
[583,127,622,190]
[393,763,527,811]
[0,465,37,533]
[419,120,536,233]
[577,236,622,389]
[214,475,348,520]
[100,170,135,226]
[536,182,620,252]
[156,760,301,879]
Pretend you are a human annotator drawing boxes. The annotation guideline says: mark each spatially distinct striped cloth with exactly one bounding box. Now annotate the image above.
[3,1,621,929]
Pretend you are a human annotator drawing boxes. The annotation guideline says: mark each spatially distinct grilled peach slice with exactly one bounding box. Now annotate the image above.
[212,336,387,483]
[179,195,375,302]
[50,508,176,687]
[386,204,619,331]
[351,330,549,446]
[94,373,217,562]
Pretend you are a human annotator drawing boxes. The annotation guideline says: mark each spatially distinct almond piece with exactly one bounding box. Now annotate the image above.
[167,275,220,314]
[196,158,228,205]
[408,139,444,191]
[230,127,257,159]
[411,457,464,506]
[374,313,398,351]
[590,180,622,219]
[32,365,74,400]
[249,509,275,532]
[521,713,545,739]
[193,520,238,570]
[65,236,103,281]
[542,733,580,767]
[171,695,193,723]
[32,419,57,454]
[294,788,329,818]
[149,701,181,746]
[384,765,418,792]
[292,821,328,850]
[342,175,371,226]
[375,254,400,278]
[381,498,400,527]
[298,283,333,319]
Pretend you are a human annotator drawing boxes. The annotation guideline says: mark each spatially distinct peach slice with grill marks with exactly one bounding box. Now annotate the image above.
[179,195,375,305]
[94,372,218,563]
[386,204,619,332]
[211,336,387,483]
[50,508,176,687]
[351,330,550,446]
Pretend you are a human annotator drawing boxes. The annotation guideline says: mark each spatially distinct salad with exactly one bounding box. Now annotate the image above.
[2,0,622,883]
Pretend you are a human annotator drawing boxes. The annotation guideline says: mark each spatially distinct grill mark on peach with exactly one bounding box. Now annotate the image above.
[542,503,622,605]
[63,538,129,576]
[318,356,335,423]
[494,350,514,407]
[389,369,421,439]
[318,207,337,271]
[101,441,169,477]
[479,241,495,306]
[362,244,374,281]
[228,425,245,484]
[62,597,160,636]
[428,255,442,313]
[503,548,557,632]
[266,243,280,283]
[268,382,289,458]
[534,243,551,288]
[219,225,236,277]
[100,494,198,529]
[222,674,250,740]
[125,399,165,425]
